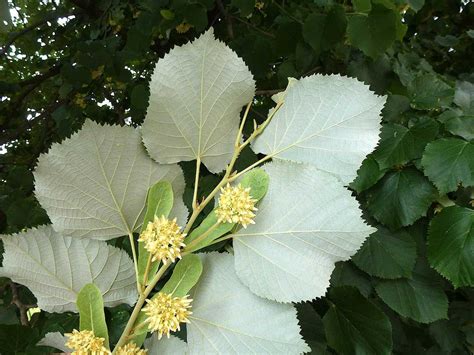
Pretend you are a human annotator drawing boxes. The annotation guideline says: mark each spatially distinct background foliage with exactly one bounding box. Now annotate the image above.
[0,0,473,353]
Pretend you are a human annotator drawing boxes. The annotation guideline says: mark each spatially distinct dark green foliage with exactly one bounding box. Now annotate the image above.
[1,0,473,353]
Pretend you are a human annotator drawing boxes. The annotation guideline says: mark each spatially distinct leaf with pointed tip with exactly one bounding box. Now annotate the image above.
[37,332,72,353]
[77,283,109,348]
[421,138,474,194]
[142,28,255,173]
[145,334,188,354]
[187,253,309,354]
[0,225,137,313]
[252,74,385,184]
[234,161,374,302]
[428,206,474,288]
[34,120,186,240]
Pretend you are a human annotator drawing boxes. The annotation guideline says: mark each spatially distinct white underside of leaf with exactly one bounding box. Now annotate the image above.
[145,334,188,354]
[142,28,255,173]
[0,225,137,313]
[37,332,72,352]
[234,161,375,302]
[187,252,310,354]
[34,120,186,240]
[252,74,385,184]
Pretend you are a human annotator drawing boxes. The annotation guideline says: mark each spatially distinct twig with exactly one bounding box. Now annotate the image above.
[9,282,31,326]
[0,11,78,56]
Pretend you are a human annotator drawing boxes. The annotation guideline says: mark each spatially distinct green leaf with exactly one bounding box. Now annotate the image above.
[372,118,439,169]
[161,254,203,297]
[428,206,474,288]
[0,226,137,312]
[302,5,347,54]
[352,227,417,279]
[185,168,269,252]
[231,0,255,17]
[421,138,474,194]
[34,120,186,241]
[408,0,425,12]
[330,262,373,297]
[77,284,109,348]
[409,74,454,110]
[234,161,374,302]
[137,181,174,285]
[375,261,448,323]
[443,115,474,141]
[353,0,371,13]
[252,74,385,184]
[454,81,474,114]
[367,168,436,230]
[160,9,175,20]
[187,253,310,353]
[297,303,327,353]
[347,4,399,58]
[350,155,386,193]
[142,28,255,173]
[323,286,392,355]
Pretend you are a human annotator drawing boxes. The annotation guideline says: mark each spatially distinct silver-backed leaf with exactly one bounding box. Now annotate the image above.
[145,334,188,354]
[187,252,309,354]
[252,74,385,184]
[37,332,72,352]
[34,120,186,240]
[142,28,255,173]
[234,161,375,302]
[0,225,137,313]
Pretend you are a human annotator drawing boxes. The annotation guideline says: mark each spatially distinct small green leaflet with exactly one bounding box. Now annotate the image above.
[421,138,474,194]
[137,181,174,286]
[323,286,392,355]
[77,284,109,349]
[428,206,474,288]
[161,254,203,297]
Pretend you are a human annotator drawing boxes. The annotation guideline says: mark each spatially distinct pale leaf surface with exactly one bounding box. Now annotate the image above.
[187,252,309,354]
[0,225,137,313]
[142,28,255,173]
[234,161,374,302]
[252,74,385,184]
[34,120,186,240]
[145,334,188,354]
[37,332,72,352]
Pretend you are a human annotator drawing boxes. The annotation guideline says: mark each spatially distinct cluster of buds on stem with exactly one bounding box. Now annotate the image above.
[65,330,147,354]
[138,216,186,264]
[216,183,257,228]
[142,292,193,339]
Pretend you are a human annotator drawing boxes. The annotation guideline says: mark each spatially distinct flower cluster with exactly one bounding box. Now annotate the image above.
[138,216,186,264]
[114,342,147,355]
[142,292,192,339]
[215,183,257,228]
[65,329,108,354]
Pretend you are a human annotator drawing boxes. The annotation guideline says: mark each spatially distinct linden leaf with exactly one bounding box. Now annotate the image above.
[37,333,72,353]
[34,120,187,241]
[234,160,374,302]
[142,28,255,173]
[144,334,188,354]
[252,74,385,184]
[187,252,310,354]
[0,226,137,313]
